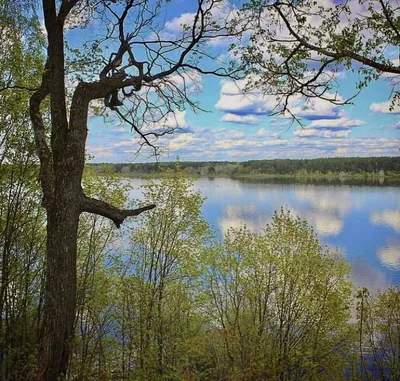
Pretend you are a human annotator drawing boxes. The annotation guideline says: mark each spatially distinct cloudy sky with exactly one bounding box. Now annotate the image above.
[69,0,400,163]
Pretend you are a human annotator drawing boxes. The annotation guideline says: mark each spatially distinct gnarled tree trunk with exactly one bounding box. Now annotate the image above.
[28,0,237,379]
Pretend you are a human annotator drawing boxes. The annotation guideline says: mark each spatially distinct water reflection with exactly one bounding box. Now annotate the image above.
[218,204,273,236]
[295,186,353,214]
[195,178,400,290]
[292,208,344,237]
[350,256,390,293]
[127,178,400,290]
[371,210,400,232]
[377,239,400,270]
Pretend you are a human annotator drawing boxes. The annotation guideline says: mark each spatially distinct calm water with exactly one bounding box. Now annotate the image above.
[128,178,400,292]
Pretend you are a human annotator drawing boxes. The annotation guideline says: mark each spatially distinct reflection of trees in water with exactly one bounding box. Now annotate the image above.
[235,177,400,187]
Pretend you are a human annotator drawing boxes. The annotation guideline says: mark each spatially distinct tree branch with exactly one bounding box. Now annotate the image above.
[29,59,54,207]
[378,0,400,43]
[0,85,39,93]
[81,196,156,228]
[273,2,400,75]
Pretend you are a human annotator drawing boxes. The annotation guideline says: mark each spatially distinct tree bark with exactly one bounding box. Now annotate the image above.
[36,187,80,381]
[29,0,224,378]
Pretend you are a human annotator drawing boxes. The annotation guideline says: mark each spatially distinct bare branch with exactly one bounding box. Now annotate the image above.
[0,85,39,93]
[81,196,156,228]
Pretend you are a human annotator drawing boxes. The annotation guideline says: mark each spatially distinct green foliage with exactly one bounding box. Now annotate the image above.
[113,166,211,380]
[1,156,399,380]
[203,210,354,380]
[68,166,132,381]
[357,287,400,380]
[238,0,399,112]
[0,3,46,379]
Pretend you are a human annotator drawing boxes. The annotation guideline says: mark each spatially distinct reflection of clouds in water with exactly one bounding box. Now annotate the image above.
[350,256,390,293]
[377,240,400,270]
[295,186,353,215]
[303,211,343,237]
[218,204,272,236]
[371,210,400,232]
[219,203,344,238]
[288,207,343,237]
[125,178,148,201]
[294,186,354,237]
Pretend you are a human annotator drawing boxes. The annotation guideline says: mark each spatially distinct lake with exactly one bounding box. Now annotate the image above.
[127,177,400,293]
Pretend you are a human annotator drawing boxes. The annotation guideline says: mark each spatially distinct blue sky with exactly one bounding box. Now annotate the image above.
[64,0,400,163]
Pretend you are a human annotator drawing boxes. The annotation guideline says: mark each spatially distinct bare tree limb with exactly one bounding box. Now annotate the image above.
[0,85,39,93]
[81,196,156,228]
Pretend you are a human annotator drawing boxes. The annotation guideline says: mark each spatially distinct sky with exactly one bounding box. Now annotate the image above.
[64,0,400,163]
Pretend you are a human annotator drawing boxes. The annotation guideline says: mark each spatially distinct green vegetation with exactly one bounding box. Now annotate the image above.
[2,166,399,380]
[92,156,400,180]
[1,0,399,379]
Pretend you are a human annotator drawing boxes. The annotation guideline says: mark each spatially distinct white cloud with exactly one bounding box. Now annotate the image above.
[64,3,96,30]
[220,113,261,125]
[308,117,365,129]
[256,128,271,137]
[168,71,203,94]
[167,133,207,151]
[216,77,345,121]
[165,12,196,31]
[146,110,187,130]
[164,0,247,48]
[215,79,278,115]
[370,100,400,114]
[294,128,351,139]
[334,147,349,155]
[88,121,400,163]
[290,96,343,119]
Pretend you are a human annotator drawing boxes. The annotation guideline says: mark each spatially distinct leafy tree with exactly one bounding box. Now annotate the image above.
[356,287,400,380]
[114,167,211,380]
[22,1,245,379]
[239,0,400,116]
[68,165,131,381]
[0,2,46,379]
[204,210,354,380]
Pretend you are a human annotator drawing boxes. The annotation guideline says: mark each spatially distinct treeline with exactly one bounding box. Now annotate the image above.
[2,165,400,380]
[93,156,400,178]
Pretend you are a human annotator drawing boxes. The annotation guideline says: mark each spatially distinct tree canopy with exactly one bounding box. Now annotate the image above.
[238,0,400,118]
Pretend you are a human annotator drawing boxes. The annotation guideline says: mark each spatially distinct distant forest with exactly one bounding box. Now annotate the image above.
[91,156,400,178]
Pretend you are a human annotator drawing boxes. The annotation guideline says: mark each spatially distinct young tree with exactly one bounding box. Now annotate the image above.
[68,166,131,381]
[356,287,400,380]
[204,211,354,380]
[114,167,210,380]
[28,1,244,379]
[0,3,46,379]
[239,0,400,116]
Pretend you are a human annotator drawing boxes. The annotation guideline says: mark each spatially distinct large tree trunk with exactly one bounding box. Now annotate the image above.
[36,180,81,380]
